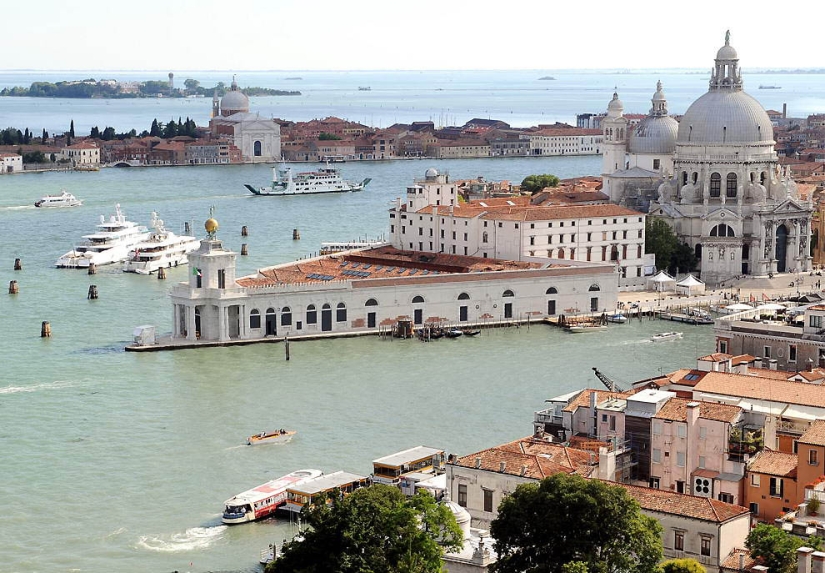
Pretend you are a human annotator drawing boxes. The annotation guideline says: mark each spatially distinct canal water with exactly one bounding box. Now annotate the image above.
[0,157,716,572]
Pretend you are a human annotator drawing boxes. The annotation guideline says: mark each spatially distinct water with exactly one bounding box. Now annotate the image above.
[0,156,719,572]
[1,69,824,134]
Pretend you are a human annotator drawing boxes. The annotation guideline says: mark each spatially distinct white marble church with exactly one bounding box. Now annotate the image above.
[209,77,281,163]
[602,33,812,285]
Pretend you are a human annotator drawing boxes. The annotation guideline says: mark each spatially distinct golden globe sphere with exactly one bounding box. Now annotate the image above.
[204,218,219,235]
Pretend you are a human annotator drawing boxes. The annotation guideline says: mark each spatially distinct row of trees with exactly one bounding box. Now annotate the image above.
[521,173,560,192]
[148,117,198,139]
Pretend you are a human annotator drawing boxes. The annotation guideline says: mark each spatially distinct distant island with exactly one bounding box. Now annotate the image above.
[0,78,300,99]
[538,76,556,80]
[284,77,303,80]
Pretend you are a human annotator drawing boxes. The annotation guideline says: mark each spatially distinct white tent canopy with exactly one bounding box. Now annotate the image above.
[725,303,754,312]
[649,271,676,292]
[676,274,706,296]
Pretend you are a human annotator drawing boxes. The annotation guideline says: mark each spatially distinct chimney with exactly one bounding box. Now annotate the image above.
[798,547,814,573]
[811,551,825,573]
[769,359,778,371]
[474,457,481,469]
[499,461,507,473]
[754,357,763,369]
[783,103,788,119]
[687,402,701,434]
[740,552,746,571]
[808,358,815,373]
[520,464,528,476]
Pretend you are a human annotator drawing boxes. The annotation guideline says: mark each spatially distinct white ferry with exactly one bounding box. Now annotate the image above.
[222,469,323,524]
[122,213,199,274]
[282,471,371,514]
[55,205,149,268]
[245,163,370,196]
[35,190,82,208]
[319,237,387,255]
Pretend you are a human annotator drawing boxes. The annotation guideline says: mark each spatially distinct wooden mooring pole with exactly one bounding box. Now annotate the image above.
[284,335,290,361]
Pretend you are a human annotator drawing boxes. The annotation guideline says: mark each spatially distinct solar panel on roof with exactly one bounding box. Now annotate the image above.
[409,269,418,275]
[363,264,371,269]
[385,266,394,272]
[351,263,360,269]
[422,270,429,275]
[341,261,348,267]
[396,268,405,273]
[375,265,383,270]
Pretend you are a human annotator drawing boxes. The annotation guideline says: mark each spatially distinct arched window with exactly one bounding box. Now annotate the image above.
[589,284,601,292]
[760,171,767,185]
[503,290,514,298]
[546,287,558,294]
[250,309,261,329]
[306,304,317,324]
[692,172,699,184]
[482,231,488,244]
[412,295,425,304]
[365,298,378,307]
[336,302,347,322]
[710,172,721,197]
[726,173,737,197]
[253,140,262,156]
[709,224,735,237]
[281,306,292,326]
[682,171,688,186]
[458,292,470,300]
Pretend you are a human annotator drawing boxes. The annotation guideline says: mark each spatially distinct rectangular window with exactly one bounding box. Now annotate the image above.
[811,315,823,328]
[674,531,684,551]
[458,484,468,507]
[483,489,494,513]
[609,415,616,431]
[719,492,734,504]
[699,456,706,468]
[701,537,711,557]
[676,452,686,467]
[770,477,783,497]
[217,269,226,289]
[652,421,662,435]
[811,449,819,465]
[462,233,468,241]
[790,345,797,362]
[590,297,598,312]
[699,426,707,439]
[764,346,771,359]
[653,158,660,170]
[751,474,760,487]
[677,424,687,438]
[749,502,759,515]
[652,449,661,463]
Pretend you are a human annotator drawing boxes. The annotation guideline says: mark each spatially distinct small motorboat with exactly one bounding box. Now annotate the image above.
[461,328,481,336]
[247,429,296,445]
[445,328,463,338]
[567,324,608,333]
[606,313,627,324]
[35,190,82,208]
[651,332,683,342]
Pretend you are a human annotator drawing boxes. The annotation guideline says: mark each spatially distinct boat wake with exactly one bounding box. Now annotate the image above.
[103,527,127,539]
[137,525,227,553]
[0,380,76,395]
[0,205,36,211]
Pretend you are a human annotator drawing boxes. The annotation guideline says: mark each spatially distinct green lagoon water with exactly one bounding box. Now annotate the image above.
[0,157,716,572]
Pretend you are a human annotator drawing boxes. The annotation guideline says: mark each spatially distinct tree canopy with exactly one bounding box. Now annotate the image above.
[490,473,663,573]
[645,217,696,275]
[521,174,560,192]
[746,523,821,573]
[267,485,462,573]
[661,558,706,573]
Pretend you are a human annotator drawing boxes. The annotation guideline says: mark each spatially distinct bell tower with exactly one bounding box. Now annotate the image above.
[601,90,628,201]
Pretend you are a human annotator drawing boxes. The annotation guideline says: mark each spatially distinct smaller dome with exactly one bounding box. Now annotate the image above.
[205,218,219,235]
[652,80,666,103]
[441,498,471,538]
[716,44,738,61]
[425,167,439,178]
[629,115,679,155]
[607,91,623,112]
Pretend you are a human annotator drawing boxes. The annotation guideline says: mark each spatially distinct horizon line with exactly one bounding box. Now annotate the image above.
[1,67,823,74]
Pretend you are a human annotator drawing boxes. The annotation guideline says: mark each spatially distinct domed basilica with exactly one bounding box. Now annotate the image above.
[602,33,812,285]
[209,76,281,163]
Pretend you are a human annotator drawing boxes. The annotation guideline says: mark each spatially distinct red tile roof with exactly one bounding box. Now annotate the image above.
[693,371,825,407]
[653,397,741,423]
[616,483,751,523]
[748,449,798,477]
[451,437,596,479]
[799,420,825,447]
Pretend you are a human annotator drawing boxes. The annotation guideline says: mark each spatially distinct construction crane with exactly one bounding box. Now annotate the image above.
[592,367,627,393]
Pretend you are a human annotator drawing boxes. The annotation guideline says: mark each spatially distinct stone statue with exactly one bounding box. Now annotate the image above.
[680,182,697,204]
[657,181,674,204]
[725,30,730,45]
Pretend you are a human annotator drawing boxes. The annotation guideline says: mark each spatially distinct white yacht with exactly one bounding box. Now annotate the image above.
[245,163,371,196]
[123,213,199,275]
[35,190,82,208]
[55,205,149,268]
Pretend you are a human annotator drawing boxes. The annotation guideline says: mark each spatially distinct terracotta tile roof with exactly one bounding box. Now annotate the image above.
[795,368,825,382]
[799,420,825,447]
[653,397,741,423]
[743,367,792,380]
[720,549,756,573]
[732,354,756,365]
[664,369,708,387]
[699,353,733,362]
[616,483,750,523]
[451,437,596,479]
[236,246,545,287]
[693,372,825,407]
[561,389,630,413]
[424,202,643,222]
[748,449,798,477]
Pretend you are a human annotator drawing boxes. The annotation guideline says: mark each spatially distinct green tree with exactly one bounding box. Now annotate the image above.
[184,78,200,91]
[490,473,662,573]
[22,151,46,163]
[149,119,162,137]
[69,120,75,138]
[669,242,698,275]
[318,132,342,140]
[645,217,678,273]
[661,558,706,573]
[90,126,100,138]
[746,523,821,573]
[101,127,116,141]
[41,128,48,142]
[521,174,560,192]
[267,485,462,573]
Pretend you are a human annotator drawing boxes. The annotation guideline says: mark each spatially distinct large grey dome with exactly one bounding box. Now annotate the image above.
[220,77,249,115]
[676,90,774,145]
[630,115,679,154]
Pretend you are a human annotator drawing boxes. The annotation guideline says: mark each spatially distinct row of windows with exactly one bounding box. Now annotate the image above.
[249,302,351,328]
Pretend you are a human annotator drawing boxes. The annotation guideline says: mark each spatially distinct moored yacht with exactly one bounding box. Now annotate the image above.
[245,163,370,196]
[55,205,149,268]
[122,213,199,274]
[35,190,82,208]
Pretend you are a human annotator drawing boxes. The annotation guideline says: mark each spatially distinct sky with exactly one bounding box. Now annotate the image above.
[3,0,822,71]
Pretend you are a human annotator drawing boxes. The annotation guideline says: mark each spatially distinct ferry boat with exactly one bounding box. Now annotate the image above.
[247,429,296,445]
[55,205,149,268]
[651,331,683,342]
[567,324,608,333]
[245,163,371,196]
[222,469,323,524]
[122,213,199,275]
[35,190,82,208]
[319,237,387,255]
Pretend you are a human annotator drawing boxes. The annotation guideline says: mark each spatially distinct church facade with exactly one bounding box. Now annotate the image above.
[209,77,281,163]
[602,34,813,285]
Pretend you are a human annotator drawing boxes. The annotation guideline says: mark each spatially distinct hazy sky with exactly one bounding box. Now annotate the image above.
[4,0,820,71]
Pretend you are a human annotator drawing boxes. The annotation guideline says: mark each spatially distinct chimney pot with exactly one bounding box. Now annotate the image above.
[475,457,481,469]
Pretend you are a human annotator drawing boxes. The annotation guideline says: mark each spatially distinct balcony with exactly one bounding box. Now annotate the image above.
[728,426,764,461]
